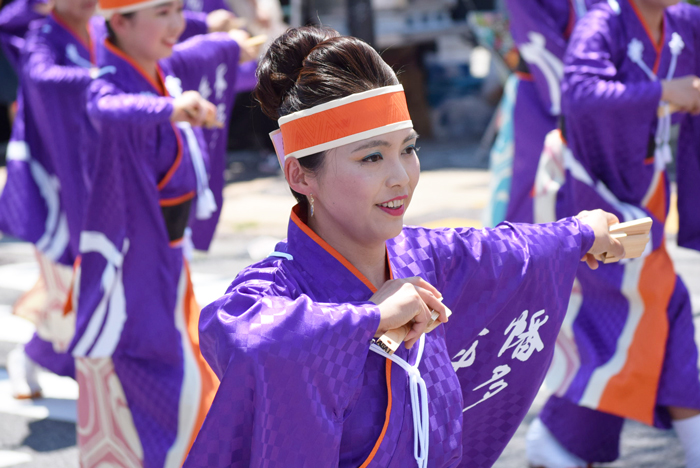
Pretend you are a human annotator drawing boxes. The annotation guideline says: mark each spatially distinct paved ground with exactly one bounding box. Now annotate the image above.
[0,139,698,467]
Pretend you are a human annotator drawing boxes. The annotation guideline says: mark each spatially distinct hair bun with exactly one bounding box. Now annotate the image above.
[255,27,339,120]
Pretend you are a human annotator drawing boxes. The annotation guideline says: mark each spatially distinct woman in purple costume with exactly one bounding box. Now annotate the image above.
[182,26,628,468]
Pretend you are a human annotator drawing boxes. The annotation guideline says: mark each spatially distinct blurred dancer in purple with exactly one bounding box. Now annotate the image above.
[183,34,258,251]
[531,1,700,466]
[0,0,105,398]
[485,0,598,226]
[182,26,627,468]
[69,0,252,464]
[180,0,260,251]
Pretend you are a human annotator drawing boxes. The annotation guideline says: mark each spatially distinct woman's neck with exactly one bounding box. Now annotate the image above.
[53,10,90,45]
[308,216,388,289]
[112,40,159,85]
[633,0,665,45]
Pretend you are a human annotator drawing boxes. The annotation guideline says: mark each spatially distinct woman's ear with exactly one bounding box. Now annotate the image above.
[109,13,130,36]
[285,157,315,195]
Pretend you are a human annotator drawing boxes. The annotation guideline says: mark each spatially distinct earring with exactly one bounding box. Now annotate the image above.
[309,194,315,217]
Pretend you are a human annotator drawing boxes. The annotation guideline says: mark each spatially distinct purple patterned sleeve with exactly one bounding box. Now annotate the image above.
[180,10,208,41]
[234,59,257,93]
[563,8,662,117]
[166,31,240,90]
[199,261,382,380]
[87,79,174,126]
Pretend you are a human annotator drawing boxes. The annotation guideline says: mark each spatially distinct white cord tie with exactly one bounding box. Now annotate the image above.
[627,33,684,172]
[370,334,429,468]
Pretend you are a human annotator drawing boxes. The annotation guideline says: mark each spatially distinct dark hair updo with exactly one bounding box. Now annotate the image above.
[254,26,400,210]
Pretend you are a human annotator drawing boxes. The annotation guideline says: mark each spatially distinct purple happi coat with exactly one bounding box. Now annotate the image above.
[494,0,606,225]
[0,0,46,71]
[69,37,235,467]
[183,0,229,14]
[184,205,594,467]
[533,0,700,462]
[181,9,209,41]
[172,32,257,250]
[0,14,105,265]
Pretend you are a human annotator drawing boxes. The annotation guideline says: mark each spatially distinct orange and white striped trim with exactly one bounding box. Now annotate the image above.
[270,85,413,165]
[98,0,174,18]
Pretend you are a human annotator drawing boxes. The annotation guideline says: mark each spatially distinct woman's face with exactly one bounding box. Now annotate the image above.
[308,127,420,248]
[118,1,185,63]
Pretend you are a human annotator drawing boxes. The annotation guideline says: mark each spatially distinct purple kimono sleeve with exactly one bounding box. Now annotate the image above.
[0,0,44,36]
[24,35,92,93]
[188,264,381,467]
[562,10,662,118]
[180,10,208,41]
[234,59,257,93]
[424,217,594,343]
[505,0,570,114]
[167,32,240,90]
[86,79,173,126]
[677,113,700,251]
[0,0,44,70]
[675,6,700,251]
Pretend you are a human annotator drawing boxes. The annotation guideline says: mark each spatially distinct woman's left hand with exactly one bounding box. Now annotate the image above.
[576,209,625,270]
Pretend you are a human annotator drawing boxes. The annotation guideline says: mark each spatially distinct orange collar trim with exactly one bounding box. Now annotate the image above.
[627,0,666,74]
[290,205,394,293]
[104,39,166,95]
[51,12,96,64]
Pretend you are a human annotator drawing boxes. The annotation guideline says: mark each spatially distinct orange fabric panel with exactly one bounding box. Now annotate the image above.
[646,175,668,224]
[597,245,674,424]
[182,262,220,461]
[281,92,410,155]
[597,177,671,424]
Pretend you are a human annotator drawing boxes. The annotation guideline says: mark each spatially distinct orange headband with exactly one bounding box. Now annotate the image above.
[98,0,173,18]
[269,85,413,165]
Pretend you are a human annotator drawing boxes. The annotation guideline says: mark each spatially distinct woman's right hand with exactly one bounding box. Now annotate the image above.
[170,91,221,128]
[370,277,449,349]
[576,209,625,270]
[661,76,700,115]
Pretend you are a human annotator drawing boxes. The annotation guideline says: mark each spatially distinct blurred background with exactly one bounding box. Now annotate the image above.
[0,0,514,176]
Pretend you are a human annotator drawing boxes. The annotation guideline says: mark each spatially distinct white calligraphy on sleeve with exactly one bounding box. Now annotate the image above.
[451,328,489,372]
[498,309,549,362]
[463,365,512,412]
[461,309,549,412]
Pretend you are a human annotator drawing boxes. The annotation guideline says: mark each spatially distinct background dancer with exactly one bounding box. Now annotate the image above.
[70,0,252,465]
[0,0,103,398]
[484,0,597,227]
[530,1,700,467]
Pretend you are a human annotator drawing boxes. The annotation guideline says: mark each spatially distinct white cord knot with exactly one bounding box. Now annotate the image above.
[669,32,685,56]
[370,334,430,468]
[628,32,686,173]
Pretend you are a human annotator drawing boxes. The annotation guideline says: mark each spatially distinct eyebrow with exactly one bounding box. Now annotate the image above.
[351,131,420,153]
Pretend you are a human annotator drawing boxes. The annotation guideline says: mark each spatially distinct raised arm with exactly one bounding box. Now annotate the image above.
[87,79,174,126]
